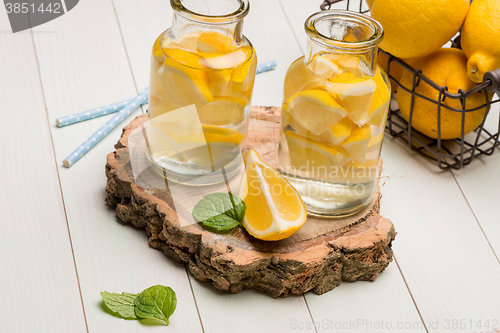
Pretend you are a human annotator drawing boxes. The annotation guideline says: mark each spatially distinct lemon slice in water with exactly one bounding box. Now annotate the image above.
[285,90,348,135]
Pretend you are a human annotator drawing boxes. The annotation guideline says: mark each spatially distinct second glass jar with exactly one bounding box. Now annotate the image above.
[277,10,390,217]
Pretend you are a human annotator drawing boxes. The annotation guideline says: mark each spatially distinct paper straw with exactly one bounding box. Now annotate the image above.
[62,87,149,168]
[256,61,276,74]
[55,97,148,127]
[55,61,275,128]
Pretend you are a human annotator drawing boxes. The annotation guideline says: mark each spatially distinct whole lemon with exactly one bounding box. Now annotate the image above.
[461,0,500,83]
[396,48,491,140]
[369,0,469,59]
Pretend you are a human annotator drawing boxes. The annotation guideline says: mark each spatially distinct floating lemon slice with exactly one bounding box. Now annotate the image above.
[197,97,247,126]
[200,49,248,70]
[285,130,351,170]
[365,69,391,127]
[287,112,353,147]
[320,117,353,146]
[238,149,307,241]
[230,48,254,84]
[284,90,348,135]
[170,125,244,169]
[335,56,371,77]
[171,125,244,145]
[342,124,371,163]
[326,73,377,126]
[197,31,234,54]
[158,49,214,108]
[307,53,343,79]
[367,132,384,153]
[203,125,245,145]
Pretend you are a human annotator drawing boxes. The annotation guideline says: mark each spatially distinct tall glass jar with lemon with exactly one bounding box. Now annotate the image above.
[147,0,256,185]
[277,11,390,217]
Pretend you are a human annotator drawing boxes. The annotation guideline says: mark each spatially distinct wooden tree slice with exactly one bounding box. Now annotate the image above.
[105,106,396,298]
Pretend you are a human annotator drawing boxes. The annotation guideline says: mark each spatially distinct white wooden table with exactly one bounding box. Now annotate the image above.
[1,0,499,332]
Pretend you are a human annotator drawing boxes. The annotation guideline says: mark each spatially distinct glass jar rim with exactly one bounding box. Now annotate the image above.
[171,0,249,24]
[304,10,383,51]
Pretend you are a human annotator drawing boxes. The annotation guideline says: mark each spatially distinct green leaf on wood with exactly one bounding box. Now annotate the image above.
[192,192,246,232]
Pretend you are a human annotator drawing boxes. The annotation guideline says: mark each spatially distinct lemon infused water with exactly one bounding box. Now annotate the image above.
[277,11,390,216]
[148,0,256,185]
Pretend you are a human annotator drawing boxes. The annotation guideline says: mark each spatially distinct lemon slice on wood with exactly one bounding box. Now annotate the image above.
[238,149,307,241]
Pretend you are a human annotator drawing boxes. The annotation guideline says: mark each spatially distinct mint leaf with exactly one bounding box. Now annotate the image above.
[134,285,177,325]
[100,291,138,319]
[192,192,246,232]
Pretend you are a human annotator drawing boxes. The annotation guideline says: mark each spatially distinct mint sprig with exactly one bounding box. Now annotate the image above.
[100,285,176,325]
[192,192,246,233]
[100,292,138,319]
[135,285,177,325]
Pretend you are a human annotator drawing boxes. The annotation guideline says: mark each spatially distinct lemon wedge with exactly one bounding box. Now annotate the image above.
[169,125,244,169]
[320,117,353,146]
[307,53,343,79]
[157,49,214,108]
[285,131,351,170]
[230,48,254,84]
[367,132,384,153]
[284,90,348,135]
[335,56,371,77]
[200,49,248,70]
[168,125,245,146]
[326,74,377,126]
[238,149,307,241]
[365,69,391,127]
[341,124,371,163]
[197,31,234,53]
[197,97,247,126]
[202,125,245,145]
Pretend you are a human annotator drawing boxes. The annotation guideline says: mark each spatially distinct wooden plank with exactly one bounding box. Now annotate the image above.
[380,137,500,332]
[305,264,427,333]
[29,0,202,331]
[0,21,87,333]
[452,104,500,259]
[112,0,319,329]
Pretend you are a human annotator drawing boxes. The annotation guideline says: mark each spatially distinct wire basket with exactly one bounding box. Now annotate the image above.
[320,0,500,170]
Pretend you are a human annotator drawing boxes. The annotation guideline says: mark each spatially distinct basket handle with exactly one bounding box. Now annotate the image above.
[320,0,343,10]
[484,68,500,92]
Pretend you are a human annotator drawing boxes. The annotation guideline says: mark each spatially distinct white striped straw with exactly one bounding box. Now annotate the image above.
[62,87,149,168]
[55,97,148,127]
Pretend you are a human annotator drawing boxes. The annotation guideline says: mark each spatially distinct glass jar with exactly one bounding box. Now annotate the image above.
[147,0,256,185]
[277,10,390,217]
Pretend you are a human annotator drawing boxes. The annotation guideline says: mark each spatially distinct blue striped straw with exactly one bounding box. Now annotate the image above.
[55,61,275,128]
[55,97,148,127]
[62,87,149,168]
[256,61,276,74]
